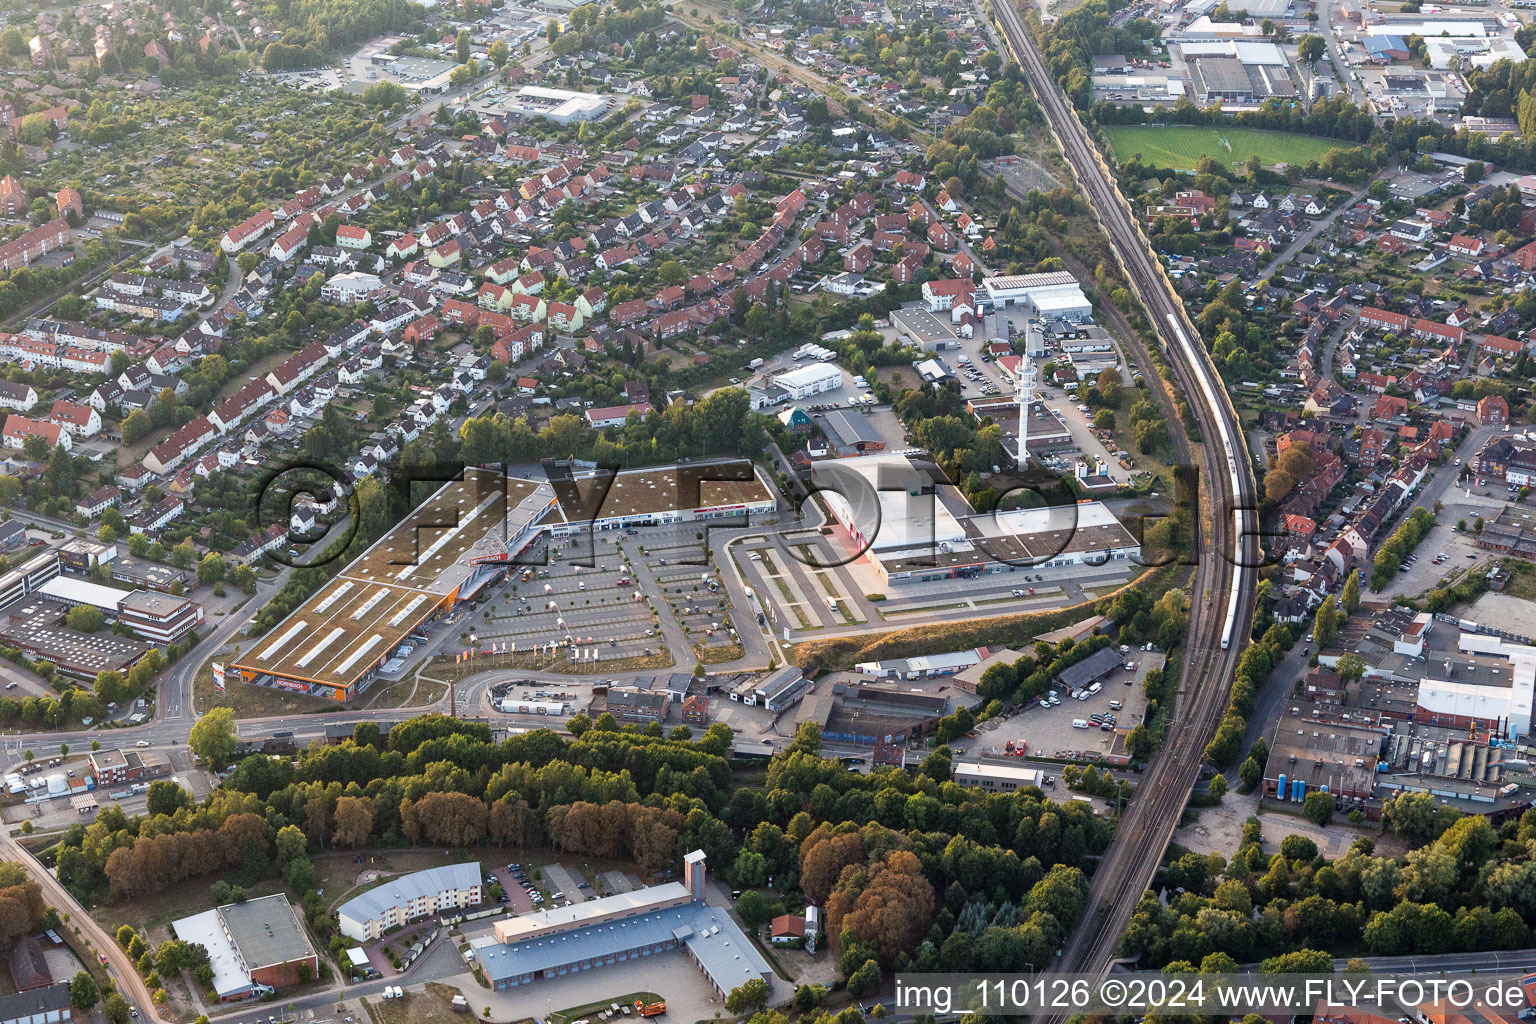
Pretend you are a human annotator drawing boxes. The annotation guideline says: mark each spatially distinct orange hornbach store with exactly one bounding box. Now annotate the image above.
[231,469,557,702]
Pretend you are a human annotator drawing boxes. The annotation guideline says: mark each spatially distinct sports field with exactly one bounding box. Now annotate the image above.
[1102,125,1355,171]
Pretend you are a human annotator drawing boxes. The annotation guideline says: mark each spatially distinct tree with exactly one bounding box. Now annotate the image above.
[1297,34,1325,63]
[197,553,226,585]
[1336,651,1366,687]
[1341,569,1361,613]
[456,29,471,64]
[121,410,152,445]
[104,993,130,1024]
[65,605,105,633]
[69,973,100,1011]
[657,260,687,287]
[1312,595,1340,648]
[489,40,509,67]
[726,979,770,1015]
[1302,791,1333,825]
[333,796,374,847]
[145,780,188,817]
[189,707,238,768]
[1209,774,1228,801]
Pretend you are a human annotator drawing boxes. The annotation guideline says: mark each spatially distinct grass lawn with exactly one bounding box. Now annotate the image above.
[1498,559,1536,602]
[1102,125,1357,171]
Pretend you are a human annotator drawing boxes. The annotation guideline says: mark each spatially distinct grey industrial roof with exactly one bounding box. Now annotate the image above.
[219,894,316,970]
[820,408,882,447]
[474,900,770,991]
[1056,647,1124,690]
[337,862,481,927]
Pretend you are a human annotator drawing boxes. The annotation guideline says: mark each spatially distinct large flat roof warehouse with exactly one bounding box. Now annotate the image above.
[810,453,1141,582]
[543,462,775,528]
[231,469,557,700]
[506,86,610,124]
[36,576,128,612]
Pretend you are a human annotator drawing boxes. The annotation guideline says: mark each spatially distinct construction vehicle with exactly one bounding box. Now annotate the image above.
[636,1001,666,1017]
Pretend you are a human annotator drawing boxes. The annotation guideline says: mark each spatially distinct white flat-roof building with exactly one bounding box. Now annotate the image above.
[772,362,842,400]
[982,272,1092,321]
[809,453,1141,584]
[1414,633,1536,739]
[953,761,1043,792]
[506,86,610,124]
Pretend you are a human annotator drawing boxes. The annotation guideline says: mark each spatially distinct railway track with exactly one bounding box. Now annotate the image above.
[980,0,1261,1001]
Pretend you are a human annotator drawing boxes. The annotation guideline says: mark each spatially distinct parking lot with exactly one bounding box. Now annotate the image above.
[467,535,661,662]
[977,651,1164,760]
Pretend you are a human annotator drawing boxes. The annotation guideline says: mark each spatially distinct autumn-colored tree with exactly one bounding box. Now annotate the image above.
[303,796,333,848]
[401,792,488,846]
[799,827,866,905]
[332,796,375,848]
[825,849,934,964]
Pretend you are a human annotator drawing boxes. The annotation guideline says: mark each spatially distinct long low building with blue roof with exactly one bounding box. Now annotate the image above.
[472,851,771,998]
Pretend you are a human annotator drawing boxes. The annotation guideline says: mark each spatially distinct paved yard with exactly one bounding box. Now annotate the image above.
[539,863,589,902]
[978,654,1159,761]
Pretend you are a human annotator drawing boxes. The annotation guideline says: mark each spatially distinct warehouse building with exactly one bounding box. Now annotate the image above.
[337,863,482,941]
[952,761,1043,792]
[506,86,610,124]
[980,272,1092,321]
[171,895,319,1001]
[475,852,771,998]
[234,464,775,700]
[771,363,842,400]
[809,453,1140,585]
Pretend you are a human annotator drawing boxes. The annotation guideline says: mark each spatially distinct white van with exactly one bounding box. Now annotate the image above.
[1071,719,1089,729]
[1087,682,1102,696]
[1063,381,1080,391]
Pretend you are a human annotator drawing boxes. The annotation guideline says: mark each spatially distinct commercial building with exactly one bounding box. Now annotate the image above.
[30,576,203,644]
[336,863,481,941]
[771,363,842,400]
[603,686,667,724]
[234,464,774,701]
[952,761,1043,792]
[809,453,1140,584]
[0,595,151,679]
[980,272,1092,321]
[87,747,170,786]
[232,470,555,701]
[505,86,611,124]
[117,590,203,644]
[171,894,319,1001]
[475,851,770,998]
[542,462,776,534]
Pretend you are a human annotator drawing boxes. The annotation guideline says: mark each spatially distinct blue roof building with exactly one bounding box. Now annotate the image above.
[474,852,770,998]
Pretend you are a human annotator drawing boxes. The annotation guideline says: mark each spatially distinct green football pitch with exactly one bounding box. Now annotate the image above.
[1102,125,1355,171]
